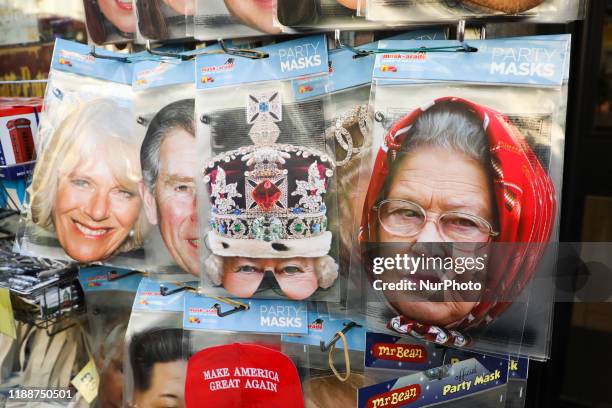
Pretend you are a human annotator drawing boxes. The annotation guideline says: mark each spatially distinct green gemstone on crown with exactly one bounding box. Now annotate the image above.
[252,216,283,242]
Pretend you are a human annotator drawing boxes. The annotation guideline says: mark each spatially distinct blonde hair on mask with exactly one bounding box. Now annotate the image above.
[29,99,148,253]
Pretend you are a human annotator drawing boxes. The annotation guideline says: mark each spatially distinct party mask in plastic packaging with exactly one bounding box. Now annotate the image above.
[134,0,195,42]
[195,35,343,302]
[359,35,571,359]
[194,0,288,41]
[276,0,380,32]
[364,0,585,24]
[83,0,136,45]
[19,39,155,271]
[132,47,218,279]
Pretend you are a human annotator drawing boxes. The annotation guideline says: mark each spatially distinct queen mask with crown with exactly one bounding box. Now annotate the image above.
[203,92,339,300]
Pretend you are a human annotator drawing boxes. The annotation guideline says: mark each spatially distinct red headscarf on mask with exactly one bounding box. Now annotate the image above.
[359,97,556,346]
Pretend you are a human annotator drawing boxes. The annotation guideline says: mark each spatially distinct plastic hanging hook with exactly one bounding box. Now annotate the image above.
[89,45,129,63]
[335,27,477,58]
[320,321,363,352]
[217,39,269,60]
[106,269,141,281]
[145,40,192,61]
[210,296,249,317]
[213,303,247,317]
[159,283,196,296]
[334,29,373,59]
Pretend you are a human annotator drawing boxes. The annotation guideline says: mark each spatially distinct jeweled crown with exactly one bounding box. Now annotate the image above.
[203,92,335,243]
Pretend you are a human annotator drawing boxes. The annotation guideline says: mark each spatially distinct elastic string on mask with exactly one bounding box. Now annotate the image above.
[328,331,350,382]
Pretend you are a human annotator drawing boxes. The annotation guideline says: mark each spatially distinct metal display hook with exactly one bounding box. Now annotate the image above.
[159,282,197,296]
[334,29,372,58]
[89,41,269,63]
[213,303,247,317]
[89,45,130,63]
[106,269,142,281]
[217,39,269,60]
[211,296,249,317]
[333,28,477,59]
[320,321,363,352]
[145,40,192,61]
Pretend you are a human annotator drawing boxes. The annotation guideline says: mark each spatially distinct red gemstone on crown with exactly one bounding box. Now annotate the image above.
[253,180,281,211]
[309,189,318,196]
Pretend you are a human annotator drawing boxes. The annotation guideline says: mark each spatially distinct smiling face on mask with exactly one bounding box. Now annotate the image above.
[98,0,136,33]
[376,146,494,326]
[162,0,195,15]
[337,0,359,9]
[53,155,141,263]
[142,128,200,276]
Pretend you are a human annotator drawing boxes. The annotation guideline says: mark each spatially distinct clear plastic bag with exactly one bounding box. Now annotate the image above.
[359,36,570,358]
[19,39,151,270]
[365,0,584,24]
[132,58,199,279]
[134,0,194,43]
[194,0,285,40]
[195,35,343,302]
[78,265,141,408]
[275,0,380,31]
[359,353,510,408]
[123,277,186,407]
[82,0,136,45]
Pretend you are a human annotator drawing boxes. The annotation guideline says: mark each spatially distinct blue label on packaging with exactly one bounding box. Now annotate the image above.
[442,349,529,380]
[183,292,307,334]
[329,29,447,93]
[133,59,194,90]
[78,266,142,293]
[132,44,223,90]
[282,313,365,351]
[358,355,508,408]
[195,35,328,89]
[292,74,330,101]
[365,332,443,371]
[51,38,132,84]
[510,34,571,81]
[0,161,34,180]
[132,278,192,312]
[374,38,567,87]
[509,357,529,380]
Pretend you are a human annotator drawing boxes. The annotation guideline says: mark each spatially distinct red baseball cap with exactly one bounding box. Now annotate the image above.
[185,343,304,408]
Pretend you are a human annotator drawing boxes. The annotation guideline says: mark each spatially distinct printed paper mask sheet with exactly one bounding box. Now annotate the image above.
[359,37,569,359]
[195,0,284,40]
[19,40,153,271]
[198,89,340,302]
[196,36,341,302]
[275,0,381,31]
[132,57,199,279]
[124,278,186,407]
[83,0,136,45]
[134,0,194,42]
[365,0,583,24]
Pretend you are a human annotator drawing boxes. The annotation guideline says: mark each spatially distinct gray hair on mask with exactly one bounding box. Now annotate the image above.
[399,100,489,165]
[141,98,195,191]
